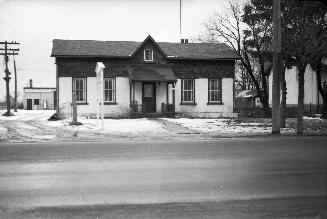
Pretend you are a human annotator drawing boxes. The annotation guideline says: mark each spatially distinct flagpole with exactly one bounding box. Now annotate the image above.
[179,0,182,41]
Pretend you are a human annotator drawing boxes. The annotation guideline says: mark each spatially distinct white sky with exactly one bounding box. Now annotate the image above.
[0,0,229,101]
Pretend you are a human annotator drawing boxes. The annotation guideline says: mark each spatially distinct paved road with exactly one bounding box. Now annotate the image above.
[0,136,326,210]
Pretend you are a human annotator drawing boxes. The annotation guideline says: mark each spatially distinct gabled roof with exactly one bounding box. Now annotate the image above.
[129,35,167,57]
[51,36,239,60]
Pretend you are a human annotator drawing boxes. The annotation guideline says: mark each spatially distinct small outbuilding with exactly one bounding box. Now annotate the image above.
[235,89,261,108]
[23,80,56,110]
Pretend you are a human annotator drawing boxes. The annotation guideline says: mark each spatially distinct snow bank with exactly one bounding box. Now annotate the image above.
[0,110,55,121]
[163,118,296,135]
[46,117,168,136]
[163,118,271,134]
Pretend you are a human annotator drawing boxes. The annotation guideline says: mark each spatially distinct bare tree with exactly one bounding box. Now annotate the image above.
[199,1,272,115]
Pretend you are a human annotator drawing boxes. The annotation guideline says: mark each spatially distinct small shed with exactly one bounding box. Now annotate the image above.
[235,89,261,108]
[23,80,56,110]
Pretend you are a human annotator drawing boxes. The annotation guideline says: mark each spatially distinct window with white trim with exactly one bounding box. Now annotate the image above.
[208,79,222,103]
[144,49,153,61]
[181,79,195,103]
[104,78,116,103]
[72,78,86,102]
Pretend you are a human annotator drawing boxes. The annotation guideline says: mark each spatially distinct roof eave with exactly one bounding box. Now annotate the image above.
[24,87,56,89]
[51,55,130,58]
[167,56,240,61]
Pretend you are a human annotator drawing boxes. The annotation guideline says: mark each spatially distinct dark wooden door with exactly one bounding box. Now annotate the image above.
[27,99,32,110]
[143,83,156,113]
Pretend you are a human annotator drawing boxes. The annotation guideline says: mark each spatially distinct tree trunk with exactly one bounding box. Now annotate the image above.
[261,91,271,117]
[280,65,287,128]
[322,94,327,119]
[297,63,306,135]
[315,57,327,119]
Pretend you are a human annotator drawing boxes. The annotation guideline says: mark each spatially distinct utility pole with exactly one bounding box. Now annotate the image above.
[0,41,19,116]
[13,53,18,112]
[272,0,281,134]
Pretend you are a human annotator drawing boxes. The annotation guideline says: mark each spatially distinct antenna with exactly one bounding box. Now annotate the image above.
[180,0,182,41]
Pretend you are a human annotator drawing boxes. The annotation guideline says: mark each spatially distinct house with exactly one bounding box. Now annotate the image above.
[268,58,327,114]
[23,79,56,110]
[51,35,239,118]
[235,89,262,108]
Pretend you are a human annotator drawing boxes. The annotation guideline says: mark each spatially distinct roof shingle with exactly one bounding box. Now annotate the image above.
[51,38,239,60]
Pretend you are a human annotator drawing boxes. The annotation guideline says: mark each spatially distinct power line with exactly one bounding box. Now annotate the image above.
[0,40,20,116]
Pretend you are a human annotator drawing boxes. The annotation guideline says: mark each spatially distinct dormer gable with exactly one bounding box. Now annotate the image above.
[129,35,167,64]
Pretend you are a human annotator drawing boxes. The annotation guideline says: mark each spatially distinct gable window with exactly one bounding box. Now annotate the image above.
[34,99,39,105]
[104,78,116,103]
[72,78,86,102]
[144,49,153,61]
[181,79,195,103]
[208,79,222,103]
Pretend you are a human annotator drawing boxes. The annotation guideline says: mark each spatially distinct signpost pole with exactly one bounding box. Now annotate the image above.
[95,62,105,130]
[72,94,77,125]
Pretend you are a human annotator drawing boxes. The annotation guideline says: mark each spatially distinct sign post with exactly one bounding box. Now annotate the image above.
[71,94,78,125]
[95,62,105,130]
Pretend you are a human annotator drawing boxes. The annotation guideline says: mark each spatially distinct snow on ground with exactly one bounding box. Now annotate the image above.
[0,110,326,142]
[0,110,54,121]
[163,118,274,134]
[46,117,168,136]
[0,110,168,142]
[303,116,323,120]
[163,118,299,135]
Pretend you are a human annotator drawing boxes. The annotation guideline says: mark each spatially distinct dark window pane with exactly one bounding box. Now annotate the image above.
[214,91,218,101]
[109,80,113,90]
[104,91,108,101]
[109,91,113,101]
[187,91,192,101]
[75,80,79,90]
[214,80,218,90]
[104,80,108,89]
[79,79,82,89]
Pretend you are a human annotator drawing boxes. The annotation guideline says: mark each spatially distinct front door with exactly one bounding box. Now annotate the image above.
[27,99,32,110]
[142,82,156,113]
